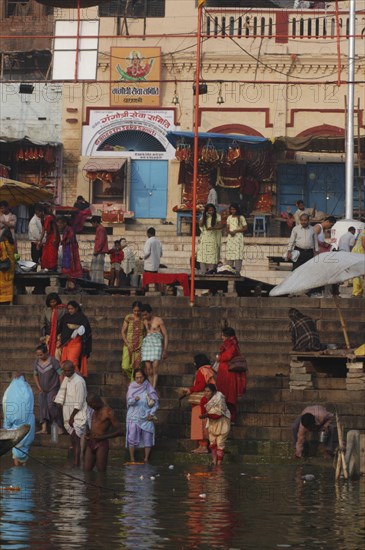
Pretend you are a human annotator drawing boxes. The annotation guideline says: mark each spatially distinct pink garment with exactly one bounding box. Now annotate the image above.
[94,224,108,254]
[296,405,334,457]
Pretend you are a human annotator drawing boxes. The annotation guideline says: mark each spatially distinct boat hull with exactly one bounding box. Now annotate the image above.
[0,425,30,457]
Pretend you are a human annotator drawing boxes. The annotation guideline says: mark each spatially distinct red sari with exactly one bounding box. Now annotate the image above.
[216,336,246,422]
[41,215,60,270]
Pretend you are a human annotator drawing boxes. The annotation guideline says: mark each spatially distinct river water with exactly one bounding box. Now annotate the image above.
[0,456,364,550]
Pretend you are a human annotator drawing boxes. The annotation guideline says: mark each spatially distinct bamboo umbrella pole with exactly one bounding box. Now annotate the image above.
[333,296,351,349]
[336,412,348,480]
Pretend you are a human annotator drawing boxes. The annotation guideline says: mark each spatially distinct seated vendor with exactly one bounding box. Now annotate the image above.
[288,308,323,352]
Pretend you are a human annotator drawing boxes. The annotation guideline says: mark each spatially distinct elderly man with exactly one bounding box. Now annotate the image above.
[54,360,88,466]
[120,237,136,285]
[287,213,318,270]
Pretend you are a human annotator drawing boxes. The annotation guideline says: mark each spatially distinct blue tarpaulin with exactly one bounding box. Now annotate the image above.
[166,131,269,150]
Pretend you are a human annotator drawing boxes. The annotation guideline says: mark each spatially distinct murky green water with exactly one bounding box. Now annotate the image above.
[0,456,364,550]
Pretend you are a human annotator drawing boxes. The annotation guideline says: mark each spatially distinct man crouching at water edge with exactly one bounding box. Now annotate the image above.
[292,405,336,459]
[141,304,168,389]
[54,361,87,467]
[84,394,123,472]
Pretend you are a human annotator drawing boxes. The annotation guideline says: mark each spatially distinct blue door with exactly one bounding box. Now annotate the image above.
[306,163,345,217]
[278,163,346,217]
[130,160,168,219]
[277,164,306,213]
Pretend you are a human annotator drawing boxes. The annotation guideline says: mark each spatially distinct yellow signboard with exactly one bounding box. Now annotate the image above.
[110,47,161,107]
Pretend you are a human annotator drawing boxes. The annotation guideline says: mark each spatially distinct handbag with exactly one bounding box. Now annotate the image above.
[0,258,10,272]
[228,354,248,373]
[188,391,204,406]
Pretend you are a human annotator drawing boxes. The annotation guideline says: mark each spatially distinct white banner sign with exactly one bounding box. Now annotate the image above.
[82,109,176,159]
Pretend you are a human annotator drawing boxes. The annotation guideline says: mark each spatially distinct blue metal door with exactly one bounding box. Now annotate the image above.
[130,160,168,219]
[306,163,345,217]
[277,164,306,213]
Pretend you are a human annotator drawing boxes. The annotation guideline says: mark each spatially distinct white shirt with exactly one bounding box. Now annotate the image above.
[143,236,162,272]
[54,373,88,436]
[287,225,318,252]
[28,214,43,242]
[338,232,356,252]
[207,188,218,208]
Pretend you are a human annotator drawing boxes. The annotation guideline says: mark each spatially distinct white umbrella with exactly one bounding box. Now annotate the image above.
[269,251,365,297]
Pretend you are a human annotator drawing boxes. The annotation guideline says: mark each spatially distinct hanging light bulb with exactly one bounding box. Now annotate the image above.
[172,80,179,105]
[217,82,224,105]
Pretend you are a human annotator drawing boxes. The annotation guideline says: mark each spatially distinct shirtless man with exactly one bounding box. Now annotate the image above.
[84,394,123,472]
[140,304,168,388]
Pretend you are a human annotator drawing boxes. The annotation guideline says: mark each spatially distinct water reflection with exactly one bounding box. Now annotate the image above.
[117,464,164,549]
[0,466,35,549]
[185,468,236,548]
[0,460,364,549]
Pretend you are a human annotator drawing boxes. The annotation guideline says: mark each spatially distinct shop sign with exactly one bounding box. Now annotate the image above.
[110,47,161,107]
[82,109,176,160]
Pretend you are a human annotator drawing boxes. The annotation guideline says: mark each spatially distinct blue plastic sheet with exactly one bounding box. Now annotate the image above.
[2,376,35,462]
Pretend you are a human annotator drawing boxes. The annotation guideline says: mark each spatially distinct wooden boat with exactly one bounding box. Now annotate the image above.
[0,425,30,457]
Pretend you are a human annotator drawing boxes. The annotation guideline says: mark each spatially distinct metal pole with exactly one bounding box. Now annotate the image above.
[345,0,356,219]
[190,5,203,306]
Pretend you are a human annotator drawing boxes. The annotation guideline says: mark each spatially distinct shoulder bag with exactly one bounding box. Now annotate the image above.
[228,354,248,373]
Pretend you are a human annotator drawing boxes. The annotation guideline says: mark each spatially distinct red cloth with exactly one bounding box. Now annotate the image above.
[108,248,124,264]
[41,215,60,270]
[142,273,190,297]
[61,225,82,278]
[189,366,215,393]
[94,224,108,254]
[48,304,67,356]
[215,336,247,419]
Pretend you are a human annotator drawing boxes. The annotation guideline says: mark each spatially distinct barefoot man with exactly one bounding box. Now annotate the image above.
[140,304,168,388]
[84,394,123,472]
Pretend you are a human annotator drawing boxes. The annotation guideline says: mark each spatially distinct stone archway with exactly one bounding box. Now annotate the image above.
[296,124,345,138]
[208,124,264,137]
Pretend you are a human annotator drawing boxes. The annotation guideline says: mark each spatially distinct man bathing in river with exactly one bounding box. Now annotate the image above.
[141,304,168,388]
[54,361,87,467]
[84,394,123,472]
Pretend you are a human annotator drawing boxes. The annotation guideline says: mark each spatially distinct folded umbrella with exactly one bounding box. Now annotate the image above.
[269,251,365,297]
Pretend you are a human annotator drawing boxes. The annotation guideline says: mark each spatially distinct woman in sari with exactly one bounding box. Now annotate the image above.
[126,368,159,463]
[40,206,60,271]
[180,354,215,454]
[56,216,83,279]
[0,227,16,305]
[196,203,222,274]
[40,292,67,360]
[200,384,231,465]
[215,326,246,423]
[33,344,63,435]
[58,300,92,377]
[121,301,145,380]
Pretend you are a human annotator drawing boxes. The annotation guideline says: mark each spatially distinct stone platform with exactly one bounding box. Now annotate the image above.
[1,295,364,459]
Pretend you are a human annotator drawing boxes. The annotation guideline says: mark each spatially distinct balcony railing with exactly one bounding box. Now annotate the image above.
[205,9,365,41]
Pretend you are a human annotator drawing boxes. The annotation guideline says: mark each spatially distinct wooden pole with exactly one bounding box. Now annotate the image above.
[333,296,351,349]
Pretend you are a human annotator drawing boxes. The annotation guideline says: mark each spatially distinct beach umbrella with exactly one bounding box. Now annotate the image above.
[269,251,365,297]
[0,177,53,207]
